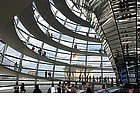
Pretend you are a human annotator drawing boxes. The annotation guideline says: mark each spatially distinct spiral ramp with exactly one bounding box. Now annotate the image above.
[0,0,114,88]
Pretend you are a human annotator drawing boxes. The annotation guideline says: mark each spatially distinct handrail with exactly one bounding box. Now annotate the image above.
[16,25,105,55]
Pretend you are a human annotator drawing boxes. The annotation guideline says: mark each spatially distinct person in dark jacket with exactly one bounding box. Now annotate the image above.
[57,82,61,93]
[14,82,19,93]
[20,83,26,93]
[86,83,92,93]
[33,84,42,93]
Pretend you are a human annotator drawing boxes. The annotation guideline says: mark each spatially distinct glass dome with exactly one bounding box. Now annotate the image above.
[0,0,114,90]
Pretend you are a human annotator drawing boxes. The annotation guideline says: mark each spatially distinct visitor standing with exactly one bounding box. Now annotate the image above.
[71,84,77,93]
[38,48,42,55]
[62,82,65,93]
[45,70,47,78]
[14,62,18,71]
[18,60,22,72]
[57,82,61,93]
[20,83,26,93]
[48,71,51,78]
[79,73,81,81]
[51,83,55,93]
[14,82,19,93]
[33,84,42,93]
[32,46,35,51]
[86,83,92,93]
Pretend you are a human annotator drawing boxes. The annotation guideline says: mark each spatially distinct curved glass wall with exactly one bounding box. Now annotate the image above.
[0,0,115,91]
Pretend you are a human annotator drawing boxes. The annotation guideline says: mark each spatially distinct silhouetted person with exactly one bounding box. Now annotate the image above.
[82,75,84,81]
[47,88,51,93]
[107,77,110,83]
[48,71,51,78]
[99,76,102,83]
[32,46,35,51]
[125,43,129,56]
[42,51,46,56]
[50,33,53,38]
[33,84,42,93]
[93,76,95,82]
[62,83,65,93]
[14,62,18,71]
[75,81,78,90]
[45,70,47,78]
[99,48,102,53]
[86,75,89,82]
[74,44,77,49]
[20,83,26,93]
[14,82,19,93]
[57,82,61,93]
[79,74,81,81]
[89,76,91,82]
[18,60,22,72]
[104,77,107,83]
[96,77,99,82]
[111,77,114,87]
[38,48,42,55]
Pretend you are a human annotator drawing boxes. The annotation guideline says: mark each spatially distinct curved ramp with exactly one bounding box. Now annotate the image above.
[35,0,100,42]
[0,64,62,81]
[0,64,114,86]
[0,21,69,66]
[18,5,104,56]
[53,0,92,28]
[0,20,111,70]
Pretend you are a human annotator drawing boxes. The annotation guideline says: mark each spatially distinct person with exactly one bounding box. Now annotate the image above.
[82,75,84,81]
[18,60,22,72]
[14,82,19,93]
[107,77,110,83]
[45,70,47,78]
[74,44,77,49]
[86,83,92,93]
[20,83,26,93]
[47,88,51,93]
[111,77,114,87]
[96,77,99,82]
[33,84,42,93]
[89,76,91,82]
[51,83,55,93]
[62,82,65,93]
[50,33,53,38]
[32,46,35,51]
[48,71,51,78]
[99,76,102,83]
[38,48,42,55]
[66,81,71,93]
[42,51,46,56]
[71,84,77,93]
[86,75,89,82]
[93,76,95,82]
[75,81,78,90]
[57,82,61,93]
[99,48,102,53]
[79,74,81,81]
[14,62,18,71]
[128,87,135,93]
